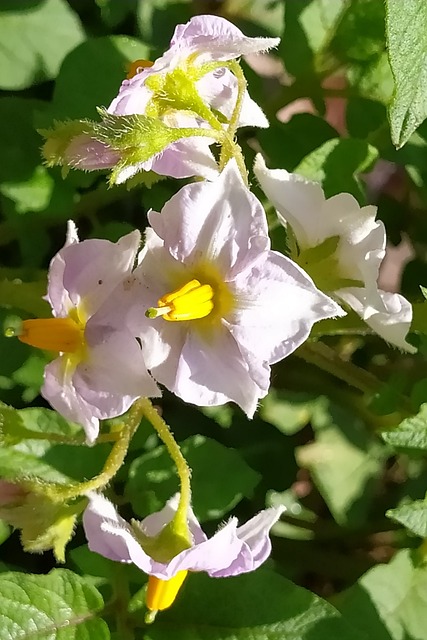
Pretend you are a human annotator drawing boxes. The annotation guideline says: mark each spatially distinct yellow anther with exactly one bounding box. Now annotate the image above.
[18,317,85,353]
[146,279,214,322]
[126,59,154,79]
[145,571,188,620]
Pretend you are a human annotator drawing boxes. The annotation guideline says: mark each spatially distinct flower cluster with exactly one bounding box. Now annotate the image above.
[42,15,279,184]
[9,12,415,621]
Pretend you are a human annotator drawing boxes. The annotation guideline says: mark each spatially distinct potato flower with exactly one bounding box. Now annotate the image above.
[18,222,158,443]
[83,492,284,615]
[44,15,279,183]
[126,161,343,414]
[254,155,415,352]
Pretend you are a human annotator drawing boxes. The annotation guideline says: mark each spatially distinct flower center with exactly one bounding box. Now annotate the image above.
[126,58,154,79]
[145,571,188,621]
[146,279,215,322]
[18,313,85,354]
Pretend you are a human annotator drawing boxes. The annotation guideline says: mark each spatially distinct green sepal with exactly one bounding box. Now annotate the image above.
[297,235,364,292]
[0,492,85,562]
[39,119,96,168]
[93,109,216,185]
[298,235,340,264]
[131,517,191,564]
[145,66,221,125]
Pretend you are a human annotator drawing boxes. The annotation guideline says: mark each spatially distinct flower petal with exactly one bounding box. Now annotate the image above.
[65,135,120,170]
[170,15,280,60]
[210,506,284,577]
[170,326,263,417]
[254,154,327,248]
[61,230,141,317]
[197,69,269,128]
[337,287,415,353]
[42,358,100,444]
[46,221,79,316]
[162,518,242,578]
[83,493,154,569]
[228,250,344,367]
[148,160,269,276]
[73,322,159,412]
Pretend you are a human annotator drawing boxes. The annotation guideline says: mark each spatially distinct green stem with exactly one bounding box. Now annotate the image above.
[296,341,382,396]
[224,60,247,140]
[139,398,191,534]
[114,565,134,640]
[174,126,224,143]
[40,400,144,502]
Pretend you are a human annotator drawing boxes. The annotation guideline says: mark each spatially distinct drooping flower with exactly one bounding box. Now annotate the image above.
[18,222,158,443]
[83,491,284,614]
[254,154,415,352]
[125,161,343,415]
[43,16,279,183]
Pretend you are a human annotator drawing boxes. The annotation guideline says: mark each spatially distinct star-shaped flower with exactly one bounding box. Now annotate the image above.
[83,492,284,614]
[18,223,158,443]
[126,161,342,414]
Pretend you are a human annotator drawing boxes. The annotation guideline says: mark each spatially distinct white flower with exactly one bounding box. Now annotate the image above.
[254,154,415,352]
[18,222,159,443]
[125,161,342,414]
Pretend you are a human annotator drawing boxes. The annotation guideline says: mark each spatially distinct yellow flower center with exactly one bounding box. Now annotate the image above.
[126,59,154,80]
[147,279,214,322]
[146,262,235,331]
[145,571,188,622]
[18,309,86,354]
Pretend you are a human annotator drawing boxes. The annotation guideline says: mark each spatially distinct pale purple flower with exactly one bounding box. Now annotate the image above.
[83,492,284,580]
[20,222,158,443]
[254,154,415,352]
[126,161,343,415]
[66,16,278,183]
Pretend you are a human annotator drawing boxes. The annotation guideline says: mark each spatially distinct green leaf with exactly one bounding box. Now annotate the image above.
[137,0,193,52]
[0,569,109,639]
[386,0,427,147]
[347,51,394,104]
[260,389,322,435]
[148,569,363,640]
[258,114,338,172]
[126,435,261,521]
[0,0,84,90]
[0,98,47,185]
[223,0,285,37]
[346,98,388,139]
[382,404,427,453]
[0,404,110,484]
[280,0,348,78]
[50,36,151,120]
[296,397,384,527]
[337,549,427,640]
[330,0,386,64]
[295,137,379,200]
[387,498,427,538]
[0,277,50,317]
[96,0,136,27]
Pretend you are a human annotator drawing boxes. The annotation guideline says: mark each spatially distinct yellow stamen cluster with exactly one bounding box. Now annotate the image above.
[145,571,188,622]
[18,316,85,354]
[146,279,214,322]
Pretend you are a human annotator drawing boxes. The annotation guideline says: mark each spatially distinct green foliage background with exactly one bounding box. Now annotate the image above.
[1,0,427,638]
